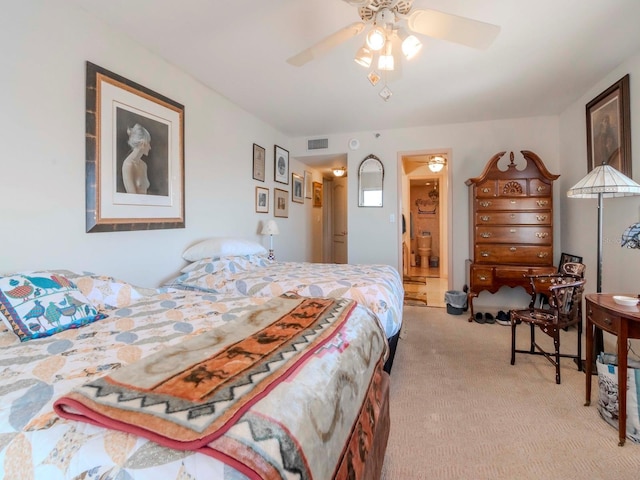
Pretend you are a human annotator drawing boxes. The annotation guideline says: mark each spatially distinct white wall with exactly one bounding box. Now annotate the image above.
[291,117,561,309]
[0,1,321,287]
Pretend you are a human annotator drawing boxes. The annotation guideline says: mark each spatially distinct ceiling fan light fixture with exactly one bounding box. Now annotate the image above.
[377,42,394,71]
[428,155,447,173]
[354,46,372,68]
[366,26,386,51]
[401,34,422,60]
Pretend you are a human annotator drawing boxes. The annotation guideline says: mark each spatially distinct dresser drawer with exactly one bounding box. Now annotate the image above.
[588,304,621,334]
[475,226,552,244]
[476,180,497,197]
[476,211,551,225]
[470,267,494,286]
[476,197,552,211]
[498,179,527,196]
[529,178,553,196]
[474,245,553,265]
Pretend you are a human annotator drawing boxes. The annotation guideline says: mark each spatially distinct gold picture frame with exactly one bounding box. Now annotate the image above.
[312,181,323,207]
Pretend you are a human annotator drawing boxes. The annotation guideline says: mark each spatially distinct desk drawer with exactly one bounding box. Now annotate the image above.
[588,305,621,334]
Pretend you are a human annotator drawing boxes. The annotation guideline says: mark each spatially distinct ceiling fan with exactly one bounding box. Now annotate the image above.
[287,0,500,67]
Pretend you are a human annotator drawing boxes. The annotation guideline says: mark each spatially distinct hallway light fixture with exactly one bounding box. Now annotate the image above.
[428,155,446,173]
[333,167,347,177]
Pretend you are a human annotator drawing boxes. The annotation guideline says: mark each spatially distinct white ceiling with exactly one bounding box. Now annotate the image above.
[66,0,640,141]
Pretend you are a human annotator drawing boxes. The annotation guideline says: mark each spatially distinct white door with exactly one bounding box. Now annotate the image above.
[332,177,348,264]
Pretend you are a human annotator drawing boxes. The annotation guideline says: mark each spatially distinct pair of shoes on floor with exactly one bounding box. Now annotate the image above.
[496,310,511,326]
[474,312,495,324]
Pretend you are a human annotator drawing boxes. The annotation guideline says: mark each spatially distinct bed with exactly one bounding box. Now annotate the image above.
[165,239,405,373]
[0,270,390,479]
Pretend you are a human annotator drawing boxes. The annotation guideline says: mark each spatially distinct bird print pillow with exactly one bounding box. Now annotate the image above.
[0,272,107,341]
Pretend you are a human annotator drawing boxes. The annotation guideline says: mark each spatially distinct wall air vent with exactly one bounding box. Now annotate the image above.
[307,138,329,150]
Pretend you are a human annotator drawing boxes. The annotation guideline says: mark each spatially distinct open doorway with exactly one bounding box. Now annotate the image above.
[322,175,348,264]
[400,152,451,306]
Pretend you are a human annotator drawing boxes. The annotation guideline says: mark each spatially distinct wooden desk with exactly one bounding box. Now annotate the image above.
[585,293,640,446]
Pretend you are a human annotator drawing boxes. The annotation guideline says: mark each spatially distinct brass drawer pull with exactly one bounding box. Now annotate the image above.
[482,187,491,193]
[480,232,491,238]
[481,251,490,257]
[537,200,549,207]
[480,201,492,207]
[510,200,516,204]
[536,232,549,238]
[536,215,547,221]
[537,252,549,258]
[481,215,490,221]
[509,247,517,252]
[510,214,516,219]
[603,316,612,326]
[537,186,545,192]
[478,275,487,281]
[510,228,516,233]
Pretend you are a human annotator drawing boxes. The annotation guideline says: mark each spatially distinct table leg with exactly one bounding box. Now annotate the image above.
[585,317,593,406]
[467,292,478,322]
[618,320,628,446]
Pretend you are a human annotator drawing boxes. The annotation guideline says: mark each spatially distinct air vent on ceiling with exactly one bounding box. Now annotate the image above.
[307,138,329,150]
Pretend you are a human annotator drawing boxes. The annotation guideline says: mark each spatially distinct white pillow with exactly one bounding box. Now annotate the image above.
[182,237,267,262]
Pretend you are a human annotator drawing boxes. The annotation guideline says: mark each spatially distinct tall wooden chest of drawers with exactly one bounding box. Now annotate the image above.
[465,151,559,321]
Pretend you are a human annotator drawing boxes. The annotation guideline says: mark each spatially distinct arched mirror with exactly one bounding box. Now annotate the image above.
[358,154,384,207]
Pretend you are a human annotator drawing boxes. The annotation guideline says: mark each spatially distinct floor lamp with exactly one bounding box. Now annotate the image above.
[567,163,640,360]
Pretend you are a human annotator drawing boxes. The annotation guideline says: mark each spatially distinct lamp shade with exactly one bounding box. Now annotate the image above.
[261,220,279,235]
[567,164,640,198]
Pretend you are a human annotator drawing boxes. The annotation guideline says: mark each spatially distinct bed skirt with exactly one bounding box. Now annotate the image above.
[384,331,400,373]
[363,370,390,479]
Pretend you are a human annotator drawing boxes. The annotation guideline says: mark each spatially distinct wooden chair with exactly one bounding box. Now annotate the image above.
[510,275,586,384]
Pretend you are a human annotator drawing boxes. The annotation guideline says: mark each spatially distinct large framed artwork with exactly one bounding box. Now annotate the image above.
[586,74,631,176]
[85,62,185,232]
[274,145,289,184]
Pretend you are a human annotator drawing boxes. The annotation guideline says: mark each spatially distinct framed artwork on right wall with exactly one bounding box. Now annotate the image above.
[586,74,631,176]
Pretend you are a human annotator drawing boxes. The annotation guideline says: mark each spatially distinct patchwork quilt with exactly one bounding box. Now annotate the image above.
[167,259,404,338]
[0,286,387,479]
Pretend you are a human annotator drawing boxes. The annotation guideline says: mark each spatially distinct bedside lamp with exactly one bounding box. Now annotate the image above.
[261,220,280,261]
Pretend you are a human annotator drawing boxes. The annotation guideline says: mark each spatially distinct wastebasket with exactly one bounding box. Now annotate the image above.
[444,290,468,315]
[429,256,439,268]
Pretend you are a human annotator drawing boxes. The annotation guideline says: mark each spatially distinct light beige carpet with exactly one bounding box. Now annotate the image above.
[380,306,640,480]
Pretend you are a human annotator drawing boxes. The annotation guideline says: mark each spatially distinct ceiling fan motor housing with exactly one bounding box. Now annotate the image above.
[357,0,414,22]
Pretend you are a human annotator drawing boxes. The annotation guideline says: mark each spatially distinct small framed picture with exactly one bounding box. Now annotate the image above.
[558,252,583,273]
[312,181,323,207]
[304,170,312,198]
[274,145,289,184]
[253,143,265,181]
[292,173,304,203]
[274,188,289,217]
[255,186,269,213]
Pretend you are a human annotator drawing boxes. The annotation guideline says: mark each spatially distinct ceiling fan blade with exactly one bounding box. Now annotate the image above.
[287,22,366,66]
[407,8,500,50]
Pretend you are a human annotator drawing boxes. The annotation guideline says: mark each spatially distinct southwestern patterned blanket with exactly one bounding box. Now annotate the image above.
[0,273,388,480]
